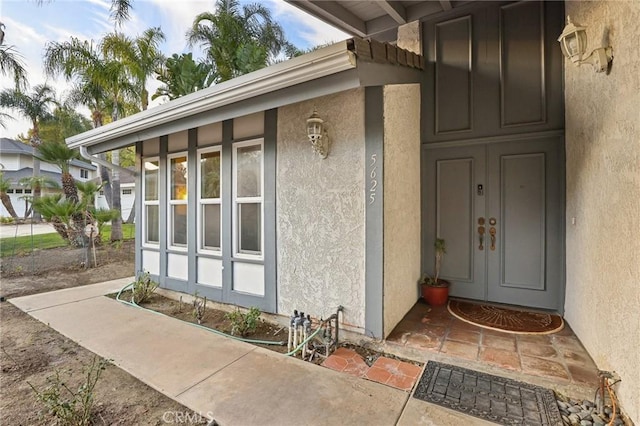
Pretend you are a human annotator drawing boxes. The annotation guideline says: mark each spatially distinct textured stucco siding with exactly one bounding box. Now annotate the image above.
[382,84,422,336]
[276,89,366,329]
[564,1,640,423]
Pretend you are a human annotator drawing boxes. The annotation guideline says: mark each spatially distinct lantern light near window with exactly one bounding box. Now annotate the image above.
[557,16,613,73]
[306,109,329,159]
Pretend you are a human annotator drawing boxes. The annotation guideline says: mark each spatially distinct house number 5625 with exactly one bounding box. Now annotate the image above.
[369,154,378,205]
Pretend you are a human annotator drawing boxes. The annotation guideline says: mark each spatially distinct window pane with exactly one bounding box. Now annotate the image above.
[238,203,261,254]
[203,204,221,250]
[237,145,261,197]
[201,151,221,199]
[171,156,188,200]
[144,161,159,201]
[146,205,159,244]
[172,205,187,246]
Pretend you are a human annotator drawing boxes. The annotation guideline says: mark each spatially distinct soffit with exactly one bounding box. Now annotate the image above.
[287,0,477,40]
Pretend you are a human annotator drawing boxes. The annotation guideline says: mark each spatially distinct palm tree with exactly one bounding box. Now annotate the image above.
[102,27,165,111]
[36,141,80,203]
[0,84,57,220]
[186,0,291,83]
[153,53,215,101]
[0,22,28,90]
[0,171,19,219]
[44,36,136,241]
[18,175,60,218]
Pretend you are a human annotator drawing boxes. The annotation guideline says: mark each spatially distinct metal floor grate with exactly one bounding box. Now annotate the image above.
[413,361,562,425]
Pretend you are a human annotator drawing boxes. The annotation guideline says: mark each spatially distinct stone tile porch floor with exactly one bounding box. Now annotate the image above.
[378,300,600,396]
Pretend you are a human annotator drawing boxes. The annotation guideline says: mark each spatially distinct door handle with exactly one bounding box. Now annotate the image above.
[489,226,496,251]
[477,217,485,250]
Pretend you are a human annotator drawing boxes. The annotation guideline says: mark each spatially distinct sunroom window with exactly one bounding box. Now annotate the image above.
[169,154,188,249]
[233,141,263,257]
[143,159,159,245]
[198,147,221,253]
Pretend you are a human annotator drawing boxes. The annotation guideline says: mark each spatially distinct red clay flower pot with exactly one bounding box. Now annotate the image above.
[421,283,449,306]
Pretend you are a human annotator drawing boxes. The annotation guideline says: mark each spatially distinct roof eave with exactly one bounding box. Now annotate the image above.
[66,41,356,150]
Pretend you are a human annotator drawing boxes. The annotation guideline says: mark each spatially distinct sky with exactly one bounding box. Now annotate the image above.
[0,0,348,140]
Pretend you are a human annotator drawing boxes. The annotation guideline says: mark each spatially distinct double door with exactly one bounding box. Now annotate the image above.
[423,137,564,310]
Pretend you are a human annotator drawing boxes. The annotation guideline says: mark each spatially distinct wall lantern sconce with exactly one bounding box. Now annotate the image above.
[558,16,613,73]
[306,109,329,159]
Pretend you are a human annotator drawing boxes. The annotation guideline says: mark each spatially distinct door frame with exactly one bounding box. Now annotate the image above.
[421,130,566,314]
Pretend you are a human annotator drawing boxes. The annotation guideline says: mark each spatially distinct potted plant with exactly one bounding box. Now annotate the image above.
[419,238,450,306]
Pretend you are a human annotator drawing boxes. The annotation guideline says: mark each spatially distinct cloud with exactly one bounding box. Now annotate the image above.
[265,0,349,48]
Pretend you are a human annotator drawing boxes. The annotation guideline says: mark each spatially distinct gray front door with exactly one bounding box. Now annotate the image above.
[423,136,564,311]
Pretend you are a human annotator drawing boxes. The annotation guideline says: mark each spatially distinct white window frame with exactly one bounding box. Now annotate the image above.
[232,138,264,260]
[80,169,88,179]
[168,152,188,251]
[197,145,222,255]
[142,157,160,248]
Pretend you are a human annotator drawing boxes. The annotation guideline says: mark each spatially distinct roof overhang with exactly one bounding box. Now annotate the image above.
[286,1,476,40]
[67,39,424,154]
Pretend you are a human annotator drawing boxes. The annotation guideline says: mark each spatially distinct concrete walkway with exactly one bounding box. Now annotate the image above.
[0,222,56,238]
[9,279,492,426]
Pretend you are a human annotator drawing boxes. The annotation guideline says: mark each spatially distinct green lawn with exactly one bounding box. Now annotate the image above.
[0,224,135,258]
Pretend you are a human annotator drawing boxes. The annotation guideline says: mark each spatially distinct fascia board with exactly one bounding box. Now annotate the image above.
[67,41,356,149]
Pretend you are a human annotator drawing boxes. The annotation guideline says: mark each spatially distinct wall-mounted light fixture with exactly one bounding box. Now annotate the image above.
[558,16,613,73]
[306,109,329,159]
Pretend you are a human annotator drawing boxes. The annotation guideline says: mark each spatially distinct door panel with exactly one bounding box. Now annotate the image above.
[437,159,474,281]
[424,137,563,311]
[487,138,562,309]
[500,153,546,289]
[424,145,486,301]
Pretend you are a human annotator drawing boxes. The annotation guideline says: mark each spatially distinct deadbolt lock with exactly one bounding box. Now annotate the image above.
[489,217,497,226]
[478,217,485,226]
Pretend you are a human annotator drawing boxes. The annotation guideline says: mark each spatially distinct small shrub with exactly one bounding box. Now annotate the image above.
[131,271,158,304]
[0,216,14,224]
[226,307,261,337]
[192,292,207,324]
[28,356,109,426]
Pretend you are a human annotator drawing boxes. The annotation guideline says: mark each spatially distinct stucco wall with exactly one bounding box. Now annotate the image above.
[382,84,422,336]
[564,1,640,423]
[276,89,366,329]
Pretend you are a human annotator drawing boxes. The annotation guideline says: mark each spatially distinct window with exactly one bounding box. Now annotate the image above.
[143,159,159,245]
[80,169,88,179]
[122,189,132,195]
[24,189,32,194]
[198,147,221,253]
[99,190,105,196]
[15,189,23,194]
[233,140,263,257]
[6,189,14,194]
[169,154,188,248]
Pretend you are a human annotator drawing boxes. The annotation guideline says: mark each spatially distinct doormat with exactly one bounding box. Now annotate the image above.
[413,361,562,425]
[447,299,564,334]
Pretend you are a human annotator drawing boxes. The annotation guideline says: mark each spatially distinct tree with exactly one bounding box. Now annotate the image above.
[38,106,93,145]
[18,175,60,219]
[36,141,81,203]
[0,172,19,219]
[102,27,165,111]
[44,36,136,242]
[0,22,28,90]
[0,84,57,220]
[186,0,294,83]
[153,53,215,101]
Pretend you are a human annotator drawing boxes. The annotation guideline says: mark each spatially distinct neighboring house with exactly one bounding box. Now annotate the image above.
[66,1,639,422]
[0,138,97,217]
[94,167,136,221]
